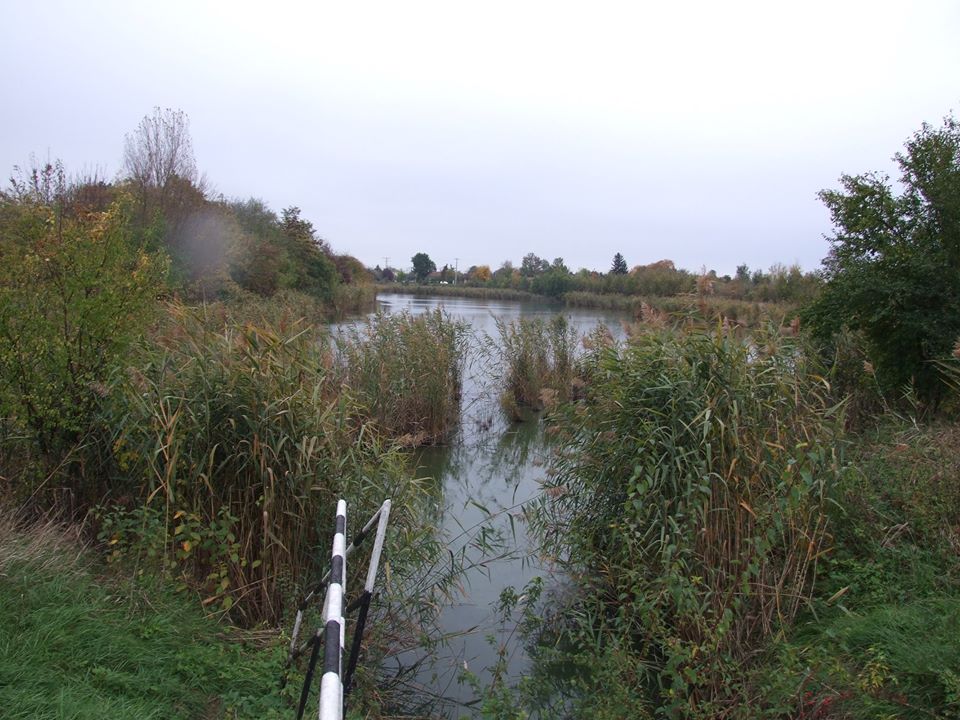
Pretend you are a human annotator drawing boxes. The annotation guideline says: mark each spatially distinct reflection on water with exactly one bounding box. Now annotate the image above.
[369,293,626,713]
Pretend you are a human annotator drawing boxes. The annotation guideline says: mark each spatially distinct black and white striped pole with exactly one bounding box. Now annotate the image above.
[288,499,392,720]
[318,499,347,720]
[286,499,393,675]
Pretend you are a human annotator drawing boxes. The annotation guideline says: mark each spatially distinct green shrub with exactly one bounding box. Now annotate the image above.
[0,196,166,468]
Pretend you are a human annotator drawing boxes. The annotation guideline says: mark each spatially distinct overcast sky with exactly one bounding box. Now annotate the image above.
[2,1,957,275]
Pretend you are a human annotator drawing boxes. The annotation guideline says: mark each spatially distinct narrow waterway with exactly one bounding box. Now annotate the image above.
[369,293,628,714]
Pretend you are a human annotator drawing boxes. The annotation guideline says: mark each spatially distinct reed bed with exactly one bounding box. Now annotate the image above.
[375,283,540,302]
[97,303,412,623]
[90,302,469,641]
[331,282,377,318]
[490,315,580,418]
[534,325,843,715]
[335,309,468,446]
[562,291,796,329]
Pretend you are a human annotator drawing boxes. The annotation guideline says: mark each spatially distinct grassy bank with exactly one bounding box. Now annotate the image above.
[375,283,541,302]
[748,421,960,718]
[0,520,284,719]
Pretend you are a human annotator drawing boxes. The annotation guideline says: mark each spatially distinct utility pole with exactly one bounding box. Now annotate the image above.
[453,257,459,285]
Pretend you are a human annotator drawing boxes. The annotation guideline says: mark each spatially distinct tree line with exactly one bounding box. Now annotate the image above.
[376,249,821,305]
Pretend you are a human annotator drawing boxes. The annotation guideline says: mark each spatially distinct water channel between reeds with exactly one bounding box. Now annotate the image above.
[355,293,629,714]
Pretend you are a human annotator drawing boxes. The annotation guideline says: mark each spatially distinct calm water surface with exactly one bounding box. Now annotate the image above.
[367,293,627,713]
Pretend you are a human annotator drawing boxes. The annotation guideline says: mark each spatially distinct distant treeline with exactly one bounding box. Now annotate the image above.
[371,253,820,306]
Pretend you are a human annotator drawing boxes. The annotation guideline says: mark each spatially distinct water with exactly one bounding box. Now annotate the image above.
[367,293,627,713]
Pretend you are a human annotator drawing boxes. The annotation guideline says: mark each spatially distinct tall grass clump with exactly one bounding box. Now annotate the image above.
[533,326,844,716]
[331,282,376,318]
[97,302,430,627]
[491,315,580,418]
[335,309,468,446]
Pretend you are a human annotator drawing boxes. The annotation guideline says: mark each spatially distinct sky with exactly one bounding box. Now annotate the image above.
[1,0,957,276]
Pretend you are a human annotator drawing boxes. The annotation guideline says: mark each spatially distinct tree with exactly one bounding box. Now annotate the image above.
[520,252,549,277]
[122,108,207,238]
[471,265,492,283]
[123,107,198,190]
[279,206,336,299]
[411,252,436,283]
[611,252,628,274]
[803,113,960,402]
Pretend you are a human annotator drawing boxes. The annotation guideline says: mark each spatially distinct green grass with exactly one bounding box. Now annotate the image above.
[744,420,960,719]
[0,521,286,719]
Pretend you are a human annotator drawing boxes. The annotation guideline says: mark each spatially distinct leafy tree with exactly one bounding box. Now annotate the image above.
[611,252,628,274]
[804,113,960,402]
[411,252,436,283]
[520,252,548,277]
[332,253,371,284]
[279,206,337,299]
[471,265,492,283]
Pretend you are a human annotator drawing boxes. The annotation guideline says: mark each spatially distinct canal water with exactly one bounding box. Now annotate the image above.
[370,293,627,714]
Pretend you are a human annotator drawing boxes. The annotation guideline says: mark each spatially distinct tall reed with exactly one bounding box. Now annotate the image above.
[491,315,580,416]
[332,283,377,318]
[535,325,843,715]
[335,309,468,446]
[98,303,444,627]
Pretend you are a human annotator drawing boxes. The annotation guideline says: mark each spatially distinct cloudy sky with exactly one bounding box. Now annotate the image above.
[2,0,957,275]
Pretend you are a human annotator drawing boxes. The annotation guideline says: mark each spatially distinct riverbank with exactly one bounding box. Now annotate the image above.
[375,284,797,328]
[375,283,541,303]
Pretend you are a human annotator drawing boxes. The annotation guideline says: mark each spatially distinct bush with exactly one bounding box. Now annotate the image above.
[0,194,166,492]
